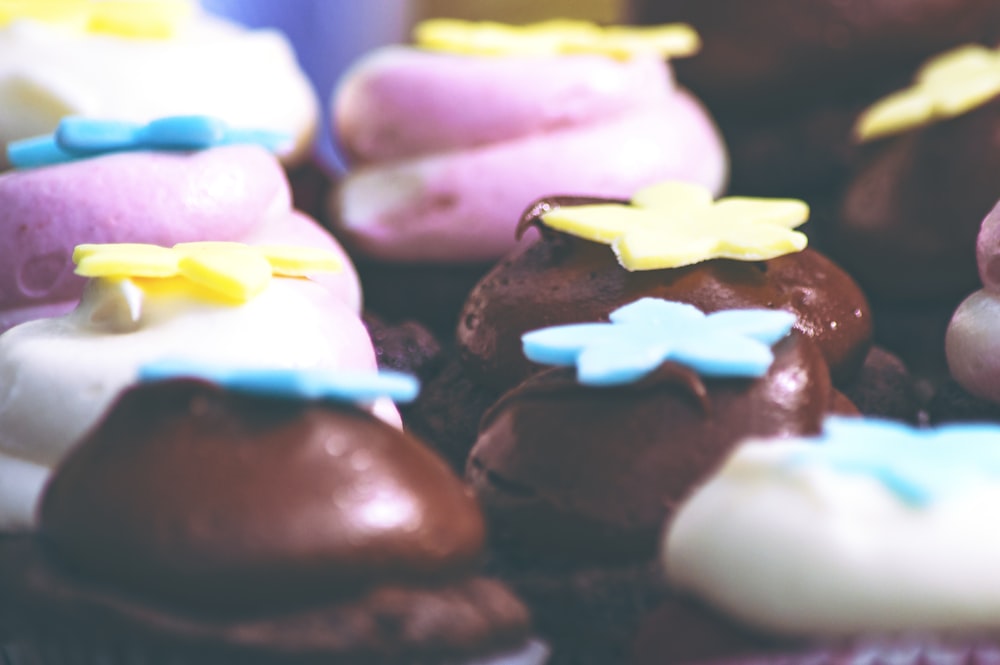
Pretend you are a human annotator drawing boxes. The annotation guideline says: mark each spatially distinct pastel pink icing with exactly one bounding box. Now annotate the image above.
[331,48,728,263]
[946,199,1000,402]
[335,47,679,164]
[0,145,361,333]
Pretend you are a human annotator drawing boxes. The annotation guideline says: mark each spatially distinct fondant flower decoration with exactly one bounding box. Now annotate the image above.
[786,416,1000,507]
[72,242,342,303]
[540,181,809,271]
[8,115,291,169]
[521,297,796,386]
[139,359,420,405]
[414,18,700,60]
[856,44,1000,142]
[0,0,193,39]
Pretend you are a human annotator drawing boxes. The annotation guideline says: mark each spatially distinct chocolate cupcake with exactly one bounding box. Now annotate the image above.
[634,415,1000,665]
[822,45,1000,377]
[633,0,1000,198]
[0,362,546,665]
[410,182,875,469]
[466,298,852,665]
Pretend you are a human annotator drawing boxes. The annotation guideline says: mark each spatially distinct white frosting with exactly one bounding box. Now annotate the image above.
[665,439,1000,638]
[0,276,398,531]
[0,12,318,164]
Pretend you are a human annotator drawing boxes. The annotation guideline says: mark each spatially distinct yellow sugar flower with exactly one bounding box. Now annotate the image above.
[540,181,809,271]
[0,0,193,39]
[856,44,1000,142]
[414,18,700,60]
[73,242,341,303]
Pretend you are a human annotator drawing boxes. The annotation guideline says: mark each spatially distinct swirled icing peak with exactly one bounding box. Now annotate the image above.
[414,18,700,60]
[540,181,808,271]
[73,242,342,304]
[8,115,292,169]
[139,360,420,405]
[521,297,796,386]
[856,44,1000,142]
[0,0,193,39]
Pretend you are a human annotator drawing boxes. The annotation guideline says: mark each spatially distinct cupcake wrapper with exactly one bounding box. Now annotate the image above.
[1,640,549,665]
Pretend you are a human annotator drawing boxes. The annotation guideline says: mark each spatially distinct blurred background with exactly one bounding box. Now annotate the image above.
[200,0,628,170]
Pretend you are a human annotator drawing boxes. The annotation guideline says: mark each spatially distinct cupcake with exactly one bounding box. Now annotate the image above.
[467,298,850,665]
[0,241,392,533]
[634,0,1000,199]
[330,19,728,334]
[0,115,360,332]
[411,181,877,469]
[0,362,547,665]
[634,415,1000,665]
[823,44,1000,376]
[0,0,318,167]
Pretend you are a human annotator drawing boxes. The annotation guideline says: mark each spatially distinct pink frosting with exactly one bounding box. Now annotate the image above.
[0,145,361,333]
[976,200,1000,292]
[334,47,677,165]
[335,92,727,263]
[946,199,1000,403]
[331,47,728,264]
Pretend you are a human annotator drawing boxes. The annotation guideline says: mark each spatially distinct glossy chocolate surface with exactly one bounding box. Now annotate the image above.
[40,379,485,613]
[829,95,1000,302]
[458,197,871,392]
[467,335,834,566]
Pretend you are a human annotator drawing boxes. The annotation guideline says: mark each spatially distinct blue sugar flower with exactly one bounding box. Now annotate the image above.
[790,416,1000,506]
[521,297,796,386]
[138,359,420,405]
[8,115,291,169]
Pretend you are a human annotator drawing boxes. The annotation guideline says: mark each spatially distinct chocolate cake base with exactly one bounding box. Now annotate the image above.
[0,537,539,665]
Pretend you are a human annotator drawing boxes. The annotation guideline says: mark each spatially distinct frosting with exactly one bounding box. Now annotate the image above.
[332,34,728,264]
[0,11,318,164]
[413,18,700,60]
[468,334,835,565]
[138,359,420,405]
[0,0,195,39]
[665,416,1000,637]
[945,198,1000,403]
[856,44,1000,142]
[0,271,395,532]
[335,94,728,263]
[539,181,808,270]
[0,144,361,332]
[39,378,485,611]
[522,297,795,386]
[9,115,291,168]
[335,48,679,165]
[457,196,872,392]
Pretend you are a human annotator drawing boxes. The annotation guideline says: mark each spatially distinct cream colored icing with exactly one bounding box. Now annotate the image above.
[665,436,1000,637]
[0,12,318,165]
[0,275,399,531]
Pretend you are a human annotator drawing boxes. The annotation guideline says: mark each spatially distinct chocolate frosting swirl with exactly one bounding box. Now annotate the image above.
[40,379,485,613]
[467,334,844,567]
[459,197,872,392]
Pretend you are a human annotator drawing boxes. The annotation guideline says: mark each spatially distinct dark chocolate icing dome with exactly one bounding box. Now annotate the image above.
[40,378,485,613]
[458,196,872,392]
[467,334,844,566]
